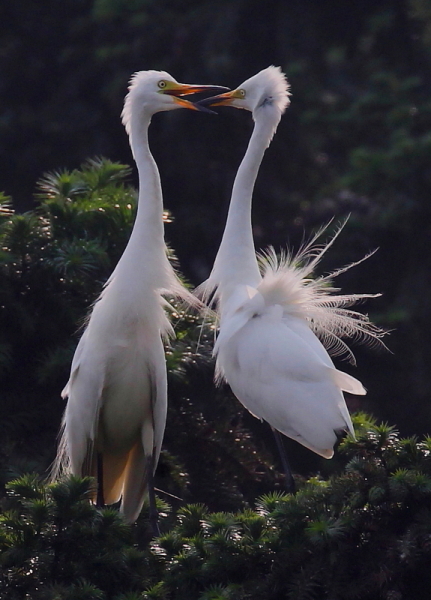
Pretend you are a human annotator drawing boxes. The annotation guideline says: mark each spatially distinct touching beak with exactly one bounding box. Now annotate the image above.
[197,89,242,108]
[162,83,230,113]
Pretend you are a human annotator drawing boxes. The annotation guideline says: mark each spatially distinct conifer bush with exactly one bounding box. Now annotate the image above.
[1,416,431,599]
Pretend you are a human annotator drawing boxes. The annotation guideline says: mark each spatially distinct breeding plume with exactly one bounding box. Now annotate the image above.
[53,70,227,525]
[198,67,384,470]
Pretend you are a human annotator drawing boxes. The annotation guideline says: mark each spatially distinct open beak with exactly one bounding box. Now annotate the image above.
[161,82,230,113]
[197,89,243,108]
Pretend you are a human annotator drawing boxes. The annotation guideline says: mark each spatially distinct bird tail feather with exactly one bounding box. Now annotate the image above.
[329,368,366,395]
[119,442,150,524]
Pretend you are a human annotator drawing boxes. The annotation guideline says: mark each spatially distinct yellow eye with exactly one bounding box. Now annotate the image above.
[158,80,167,89]
[239,89,246,98]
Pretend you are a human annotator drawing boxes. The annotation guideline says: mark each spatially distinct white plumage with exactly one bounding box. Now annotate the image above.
[199,66,385,459]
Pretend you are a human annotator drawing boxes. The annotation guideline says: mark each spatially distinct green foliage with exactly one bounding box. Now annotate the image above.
[0,475,152,600]
[1,420,431,599]
[0,159,137,482]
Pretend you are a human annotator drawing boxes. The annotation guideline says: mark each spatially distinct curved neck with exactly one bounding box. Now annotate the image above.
[128,112,164,248]
[211,110,281,293]
[112,108,171,292]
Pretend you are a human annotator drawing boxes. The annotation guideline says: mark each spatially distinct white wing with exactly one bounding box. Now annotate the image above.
[216,302,358,458]
[58,327,106,477]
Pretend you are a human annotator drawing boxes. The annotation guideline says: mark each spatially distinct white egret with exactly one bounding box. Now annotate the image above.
[53,70,228,526]
[198,67,385,486]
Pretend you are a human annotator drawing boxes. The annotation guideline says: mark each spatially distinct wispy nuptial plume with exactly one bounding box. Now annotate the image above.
[256,220,387,365]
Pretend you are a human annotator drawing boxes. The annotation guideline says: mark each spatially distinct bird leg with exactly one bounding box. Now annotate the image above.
[146,455,160,537]
[96,453,105,507]
[271,428,296,494]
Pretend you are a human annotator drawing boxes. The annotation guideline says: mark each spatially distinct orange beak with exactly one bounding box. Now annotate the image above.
[197,89,244,108]
[161,82,230,112]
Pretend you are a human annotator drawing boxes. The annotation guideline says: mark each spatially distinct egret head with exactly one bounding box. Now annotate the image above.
[122,70,228,133]
[198,66,290,118]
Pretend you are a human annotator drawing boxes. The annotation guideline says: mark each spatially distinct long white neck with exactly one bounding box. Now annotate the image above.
[112,109,173,291]
[208,108,281,305]
[129,112,165,251]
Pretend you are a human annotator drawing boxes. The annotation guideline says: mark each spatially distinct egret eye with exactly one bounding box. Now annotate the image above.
[239,89,246,98]
[158,80,167,89]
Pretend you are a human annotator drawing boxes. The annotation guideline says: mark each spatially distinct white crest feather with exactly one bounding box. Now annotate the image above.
[257,65,291,114]
[241,65,291,115]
